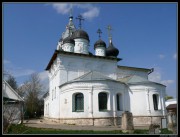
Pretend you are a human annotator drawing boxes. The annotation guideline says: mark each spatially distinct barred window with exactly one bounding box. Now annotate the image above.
[73,93,84,112]
[153,94,159,110]
[98,92,107,111]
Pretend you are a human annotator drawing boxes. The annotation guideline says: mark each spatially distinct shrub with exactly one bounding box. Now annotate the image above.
[160,128,173,134]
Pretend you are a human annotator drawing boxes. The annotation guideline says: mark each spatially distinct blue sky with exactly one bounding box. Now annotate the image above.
[3,2,177,98]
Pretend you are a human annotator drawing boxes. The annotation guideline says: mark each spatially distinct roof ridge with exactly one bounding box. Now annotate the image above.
[3,80,24,101]
[73,70,92,81]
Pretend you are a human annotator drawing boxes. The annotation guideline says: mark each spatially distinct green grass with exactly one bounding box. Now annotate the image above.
[160,128,173,134]
[5,124,174,134]
[133,129,149,134]
[7,124,125,134]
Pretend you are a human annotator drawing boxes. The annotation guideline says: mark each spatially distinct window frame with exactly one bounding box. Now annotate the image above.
[98,92,108,111]
[72,93,84,112]
[153,94,159,110]
[116,93,123,111]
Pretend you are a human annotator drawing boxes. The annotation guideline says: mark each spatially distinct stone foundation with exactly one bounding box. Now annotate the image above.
[44,116,164,127]
[44,117,122,126]
[133,116,164,127]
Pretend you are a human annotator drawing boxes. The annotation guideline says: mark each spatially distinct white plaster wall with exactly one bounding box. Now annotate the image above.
[54,53,118,86]
[47,58,61,118]
[44,96,50,117]
[46,53,166,119]
[117,67,148,79]
[128,83,166,117]
[58,81,127,119]
[95,47,106,56]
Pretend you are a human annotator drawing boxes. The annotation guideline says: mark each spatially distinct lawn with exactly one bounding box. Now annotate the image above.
[5,124,173,134]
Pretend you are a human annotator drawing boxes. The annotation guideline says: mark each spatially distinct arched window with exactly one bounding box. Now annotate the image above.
[117,94,123,111]
[98,92,107,111]
[153,94,159,110]
[73,93,84,112]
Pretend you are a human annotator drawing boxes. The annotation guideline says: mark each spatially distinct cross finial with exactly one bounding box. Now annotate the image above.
[97,28,102,39]
[106,25,113,39]
[76,14,84,29]
[69,8,73,17]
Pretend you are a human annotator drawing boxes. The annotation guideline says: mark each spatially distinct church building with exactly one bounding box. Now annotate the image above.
[43,13,167,127]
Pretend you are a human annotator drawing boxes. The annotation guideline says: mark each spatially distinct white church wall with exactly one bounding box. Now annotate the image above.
[54,53,118,86]
[128,88,148,115]
[128,84,166,126]
[129,83,166,125]
[47,59,61,118]
[44,96,50,117]
[129,84,166,116]
[59,83,90,118]
[59,81,127,119]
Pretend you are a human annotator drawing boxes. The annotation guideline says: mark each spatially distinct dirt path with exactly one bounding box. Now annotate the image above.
[24,119,122,131]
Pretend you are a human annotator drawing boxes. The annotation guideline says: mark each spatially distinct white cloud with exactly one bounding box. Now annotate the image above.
[52,3,72,15]
[39,71,48,81]
[173,53,177,59]
[161,80,174,86]
[148,67,175,98]
[148,67,162,82]
[148,67,174,86]
[149,71,161,82]
[158,54,165,59]
[11,68,35,77]
[38,71,49,91]
[52,3,100,20]
[82,6,99,20]
[4,60,35,77]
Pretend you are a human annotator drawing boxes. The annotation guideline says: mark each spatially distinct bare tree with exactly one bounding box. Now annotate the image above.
[6,74,18,90]
[19,73,44,118]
